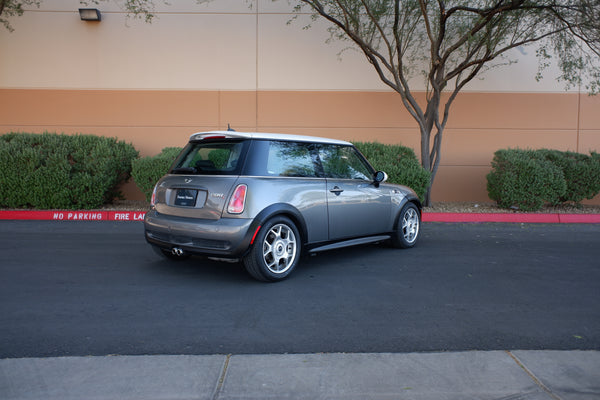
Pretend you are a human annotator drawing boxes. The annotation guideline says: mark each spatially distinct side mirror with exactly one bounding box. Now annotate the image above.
[373,171,388,186]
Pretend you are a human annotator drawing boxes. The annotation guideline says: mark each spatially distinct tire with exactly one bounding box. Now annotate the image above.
[243,216,301,282]
[391,203,421,249]
[151,245,191,261]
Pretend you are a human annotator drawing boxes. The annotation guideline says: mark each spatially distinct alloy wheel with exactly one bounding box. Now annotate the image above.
[402,207,419,244]
[262,223,297,274]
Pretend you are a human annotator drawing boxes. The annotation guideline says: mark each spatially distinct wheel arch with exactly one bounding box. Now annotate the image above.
[248,203,308,246]
[393,196,422,231]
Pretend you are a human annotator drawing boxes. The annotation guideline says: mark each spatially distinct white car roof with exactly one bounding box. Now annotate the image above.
[189,131,353,146]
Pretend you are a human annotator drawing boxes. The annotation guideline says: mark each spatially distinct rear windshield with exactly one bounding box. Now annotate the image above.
[170,140,249,175]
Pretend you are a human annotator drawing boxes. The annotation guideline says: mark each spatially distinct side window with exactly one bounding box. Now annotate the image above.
[267,141,321,177]
[320,145,373,180]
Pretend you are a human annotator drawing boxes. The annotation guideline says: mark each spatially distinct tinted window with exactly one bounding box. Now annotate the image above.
[320,145,373,180]
[266,141,322,178]
[171,140,248,175]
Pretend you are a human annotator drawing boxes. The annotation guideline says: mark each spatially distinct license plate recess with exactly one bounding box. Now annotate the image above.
[174,189,198,207]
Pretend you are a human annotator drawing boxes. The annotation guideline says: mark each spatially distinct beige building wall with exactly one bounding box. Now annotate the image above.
[1,0,598,204]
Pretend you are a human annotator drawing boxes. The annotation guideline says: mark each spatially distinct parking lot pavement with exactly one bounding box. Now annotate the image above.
[1,351,599,400]
[2,216,598,399]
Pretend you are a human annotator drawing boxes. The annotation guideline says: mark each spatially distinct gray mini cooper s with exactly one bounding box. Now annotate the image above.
[144,131,422,281]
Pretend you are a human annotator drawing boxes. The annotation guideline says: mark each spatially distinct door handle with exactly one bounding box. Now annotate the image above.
[330,186,344,195]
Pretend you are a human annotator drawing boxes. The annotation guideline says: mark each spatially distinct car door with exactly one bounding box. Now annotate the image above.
[320,144,392,240]
[258,140,329,244]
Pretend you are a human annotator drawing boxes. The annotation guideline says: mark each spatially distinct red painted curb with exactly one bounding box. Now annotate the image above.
[558,214,600,224]
[0,210,147,221]
[0,210,599,223]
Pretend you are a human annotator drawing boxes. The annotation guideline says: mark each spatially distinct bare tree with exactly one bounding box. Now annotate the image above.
[0,0,40,31]
[291,0,600,204]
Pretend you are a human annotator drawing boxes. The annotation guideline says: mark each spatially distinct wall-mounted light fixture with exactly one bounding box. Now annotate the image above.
[79,8,101,21]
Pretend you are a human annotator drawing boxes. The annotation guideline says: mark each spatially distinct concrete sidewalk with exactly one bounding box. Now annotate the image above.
[1,351,599,400]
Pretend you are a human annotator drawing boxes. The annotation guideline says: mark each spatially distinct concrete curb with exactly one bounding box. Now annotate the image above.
[1,210,600,223]
[2,351,599,400]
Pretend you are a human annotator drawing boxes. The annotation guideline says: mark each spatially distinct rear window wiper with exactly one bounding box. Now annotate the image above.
[171,167,198,174]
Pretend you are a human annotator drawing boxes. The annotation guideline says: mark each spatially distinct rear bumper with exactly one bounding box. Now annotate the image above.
[144,210,255,258]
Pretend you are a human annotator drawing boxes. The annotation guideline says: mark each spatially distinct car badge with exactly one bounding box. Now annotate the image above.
[184,178,193,184]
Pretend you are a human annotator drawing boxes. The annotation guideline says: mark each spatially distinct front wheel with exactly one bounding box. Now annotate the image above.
[243,216,301,282]
[391,203,421,249]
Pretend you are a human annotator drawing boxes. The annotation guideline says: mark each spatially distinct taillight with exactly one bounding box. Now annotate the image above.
[150,185,158,208]
[227,184,247,214]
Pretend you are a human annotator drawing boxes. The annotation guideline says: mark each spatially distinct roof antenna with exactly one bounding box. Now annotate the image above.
[227,124,236,132]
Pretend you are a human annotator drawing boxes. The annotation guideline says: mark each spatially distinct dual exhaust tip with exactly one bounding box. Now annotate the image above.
[171,247,185,257]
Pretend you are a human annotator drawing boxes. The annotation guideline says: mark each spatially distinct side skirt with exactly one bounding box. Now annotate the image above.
[308,235,391,254]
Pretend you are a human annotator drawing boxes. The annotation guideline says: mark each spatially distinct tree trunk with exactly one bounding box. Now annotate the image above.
[417,92,443,207]
[419,125,433,206]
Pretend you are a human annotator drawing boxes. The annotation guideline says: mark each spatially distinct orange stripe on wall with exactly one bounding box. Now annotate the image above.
[1,89,598,204]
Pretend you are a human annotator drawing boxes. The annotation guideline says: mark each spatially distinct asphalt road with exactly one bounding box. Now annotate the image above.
[1,221,599,358]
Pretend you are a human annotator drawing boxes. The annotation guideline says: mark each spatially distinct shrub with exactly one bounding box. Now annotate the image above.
[0,132,138,209]
[487,149,567,211]
[353,141,431,202]
[132,142,430,203]
[536,149,600,203]
[487,148,600,210]
[132,147,182,201]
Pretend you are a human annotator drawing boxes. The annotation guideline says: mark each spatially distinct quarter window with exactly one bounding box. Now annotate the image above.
[266,141,321,178]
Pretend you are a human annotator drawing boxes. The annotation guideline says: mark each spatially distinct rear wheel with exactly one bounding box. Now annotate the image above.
[243,216,301,282]
[391,203,420,249]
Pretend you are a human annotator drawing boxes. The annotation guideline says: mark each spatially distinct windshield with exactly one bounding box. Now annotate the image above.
[171,140,248,175]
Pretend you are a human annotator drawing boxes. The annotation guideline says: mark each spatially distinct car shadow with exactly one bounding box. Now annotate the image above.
[145,255,254,283]
[144,241,408,283]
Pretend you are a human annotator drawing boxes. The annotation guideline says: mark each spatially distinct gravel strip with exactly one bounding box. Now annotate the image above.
[424,201,600,214]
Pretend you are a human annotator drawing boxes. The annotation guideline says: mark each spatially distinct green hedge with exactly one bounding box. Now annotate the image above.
[536,149,600,203]
[132,147,182,201]
[132,142,430,203]
[353,141,430,202]
[0,132,138,209]
[487,148,600,211]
